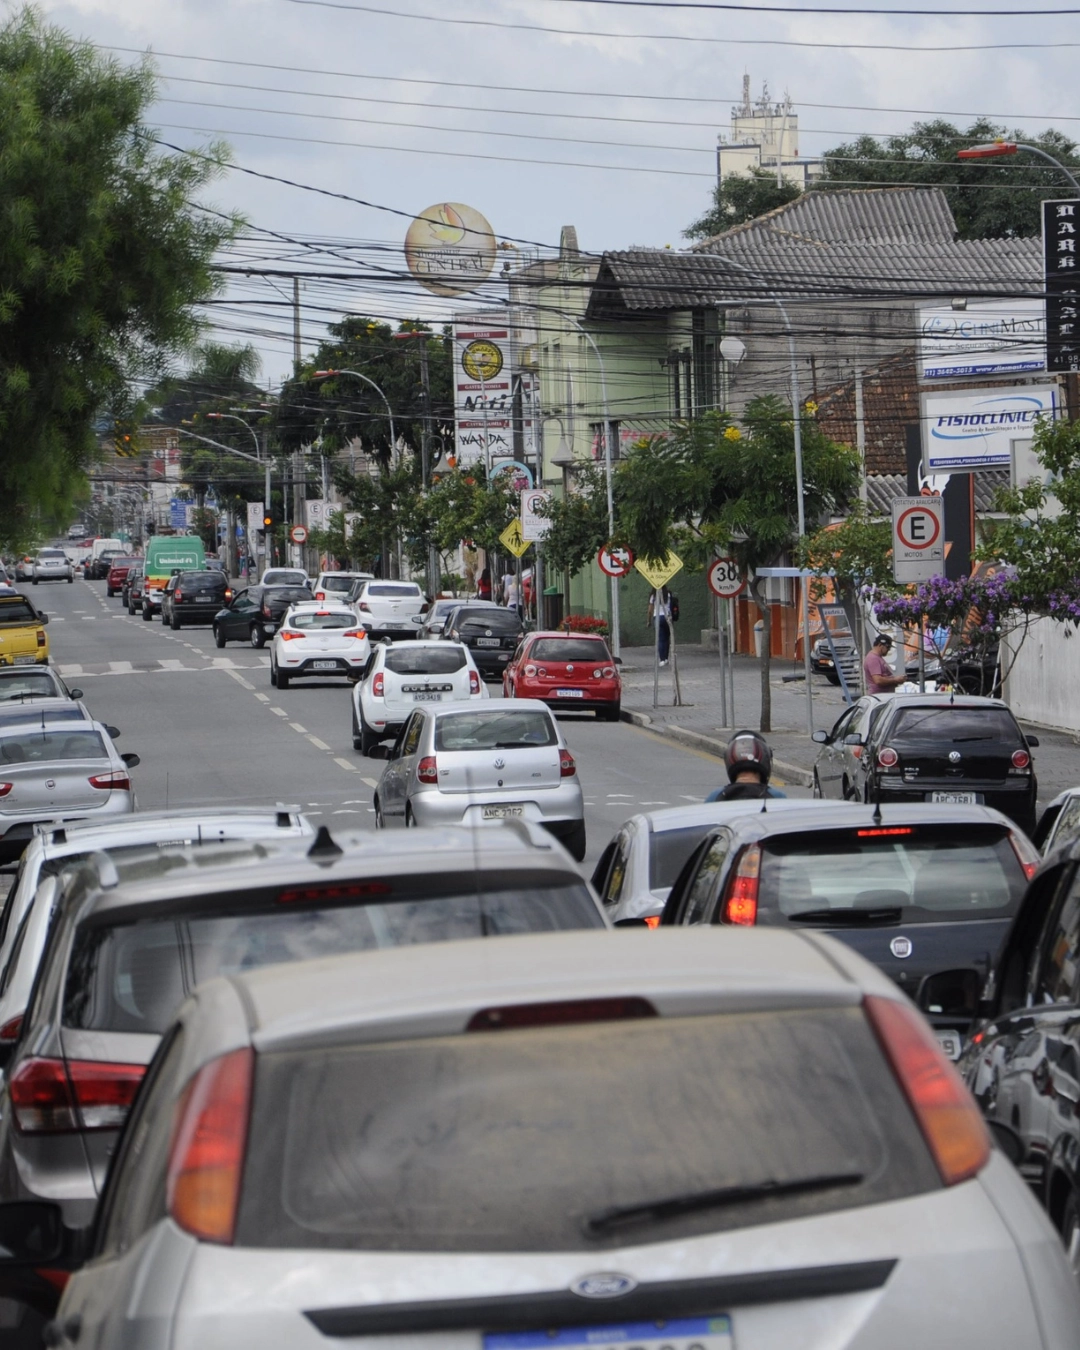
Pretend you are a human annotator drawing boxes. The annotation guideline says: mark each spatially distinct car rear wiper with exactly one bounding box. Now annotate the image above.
[493,740,541,749]
[787,907,903,926]
[583,1171,864,1237]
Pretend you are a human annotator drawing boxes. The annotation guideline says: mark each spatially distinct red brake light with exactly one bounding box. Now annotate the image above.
[342,629,366,640]
[877,746,899,768]
[467,997,657,1031]
[857,827,913,838]
[0,783,11,798]
[469,669,481,695]
[417,755,438,783]
[372,672,385,697]
[279,881,392,904]
[88,771,130,791]
[560,751,576,777]
[280,630,305,641]
[722,844,760,925]
[315,590,326,600]
[224,589,232,601]
[602,666,616,678]
[538,667,548,677]
[0,1014,22,1042]
[167,1048,253,1245]
[10,1057,144,1134]
[864,995,989,1186]
[1009,831,1041,881]
[643,915,661,929]
[1011,749,1030,770]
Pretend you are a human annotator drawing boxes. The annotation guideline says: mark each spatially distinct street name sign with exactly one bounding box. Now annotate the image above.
[499,518,530,558]
[892,496,944,583]
[634,551,683,590]
[707,556,746,599]
[597,544,634,578]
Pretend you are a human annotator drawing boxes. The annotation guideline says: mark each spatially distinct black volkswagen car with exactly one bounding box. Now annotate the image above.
[159,569,232,629]
[440,604,524,680]
[658,802,1039,1057]
[848,694,1038,835]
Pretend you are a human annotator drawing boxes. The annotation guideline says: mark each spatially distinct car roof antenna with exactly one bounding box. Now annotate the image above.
[308,823,343,860]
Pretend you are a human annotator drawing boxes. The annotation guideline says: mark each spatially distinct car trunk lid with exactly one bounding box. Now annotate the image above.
[433,745,562,794]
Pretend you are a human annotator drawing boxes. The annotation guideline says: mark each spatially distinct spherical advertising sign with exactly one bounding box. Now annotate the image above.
[404,203,497,298]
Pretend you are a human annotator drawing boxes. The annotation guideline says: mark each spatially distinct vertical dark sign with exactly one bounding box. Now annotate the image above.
[1044,198,1080,374]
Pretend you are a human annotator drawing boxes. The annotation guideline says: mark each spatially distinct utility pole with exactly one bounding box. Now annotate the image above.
[418,339,439,596]
[292,278,302,374]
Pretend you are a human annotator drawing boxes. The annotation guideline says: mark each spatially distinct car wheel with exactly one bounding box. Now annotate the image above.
[269,661,278,688]
[213,624,226,648]
[405,805,417,828]
[250,624,266,649]
[812,770,823,799]
[601,701,621,723]
[374,795,385,829]
[170,611,181,630]
[142,604,152,621]
[824,669,841,686]
[360,721,380,756]
[563,820,587,862]
[276,667,289,690]
[127,599,135,614]
[1063,1191,1080,1283]
[31,577,37,585]
[106,586,114,597]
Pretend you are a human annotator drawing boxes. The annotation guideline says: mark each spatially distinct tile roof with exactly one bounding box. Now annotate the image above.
[865,470,1010,516]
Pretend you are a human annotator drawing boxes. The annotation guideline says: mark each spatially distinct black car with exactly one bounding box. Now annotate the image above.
[849,694,1038,834]
[659,802,1038,1051]
[121,563,143,612]
[85,549,125,581]
[441,604,524,679]
[956,839,1080,1268]
[212,584,312,648]
[159,569,232,629]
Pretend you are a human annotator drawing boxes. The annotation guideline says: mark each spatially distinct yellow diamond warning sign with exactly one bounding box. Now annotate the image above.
[499,518,530,558]
[634,551,683,590]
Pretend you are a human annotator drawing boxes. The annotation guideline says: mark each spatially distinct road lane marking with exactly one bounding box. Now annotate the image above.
[158,659,185,670]
[254,692,270,702]
[270,706,288,716]
[58,665,83,675]
[307,735,331,750]
[224,669,256,691]
[289,722,307,733]
[361,777,379,788]
[109,661,134,673]
[335,758,361,773]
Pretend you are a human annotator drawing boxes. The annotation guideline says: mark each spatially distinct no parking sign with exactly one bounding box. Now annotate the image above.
[892,496,944,583]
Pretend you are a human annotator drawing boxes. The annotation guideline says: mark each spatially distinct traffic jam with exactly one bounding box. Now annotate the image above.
[0,542,1078,1349]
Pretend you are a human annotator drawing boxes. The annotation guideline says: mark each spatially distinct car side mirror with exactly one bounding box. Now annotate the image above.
[0,1201,64,1265]
[367,745,391,760]
[68,688,83,699]
[986,1119,1025,1166]
[105,725,121,739]
[1026,735,1040,748]
[843,733,864,746]
[39,614,48,625]
[811,729,828,743]
[614,917,654,928]
[121,753,140,768]
[917,968,981,1019]
[410,614,424,625]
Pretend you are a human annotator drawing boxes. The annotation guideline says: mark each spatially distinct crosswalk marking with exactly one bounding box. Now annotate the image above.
[109,661,134,673]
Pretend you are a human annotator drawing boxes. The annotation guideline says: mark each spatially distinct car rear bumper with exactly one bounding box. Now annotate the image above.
[410,781,584,828]
[874,778,1036,825]
[517,686,621,711]
[171,603,226,623]
[281,655,367,677]
[0,796,134,860]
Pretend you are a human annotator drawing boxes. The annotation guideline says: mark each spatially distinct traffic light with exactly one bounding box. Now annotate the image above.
[114,421,140,458]
[263,510,273,531]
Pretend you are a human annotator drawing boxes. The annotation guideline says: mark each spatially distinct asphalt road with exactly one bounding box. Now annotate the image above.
[30,578,766,870]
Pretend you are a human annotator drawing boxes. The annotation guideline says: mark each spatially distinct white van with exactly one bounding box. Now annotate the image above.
[89,538,123,566]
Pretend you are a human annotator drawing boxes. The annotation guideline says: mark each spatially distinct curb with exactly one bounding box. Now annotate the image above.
[620,708,815,788]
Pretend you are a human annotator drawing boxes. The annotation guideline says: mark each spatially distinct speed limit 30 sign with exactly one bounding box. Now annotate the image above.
[891,496,944,583]
[707,556,745,599]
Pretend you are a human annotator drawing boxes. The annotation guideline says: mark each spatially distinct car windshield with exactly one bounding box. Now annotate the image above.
[756,824,1026,924]
[263,571,307,586]
[236,1006,935,1253]
[178,572,222,587]
[0,601,39,626]
[266,587,313,602]
[38,551,66,560]
[367,584,422,598]
[435,708,557,750]
[456,610,521,632]
[0,729,106,763]
[109,557,139,567]
[650,825,715,890]
[318,577,356,593]
[531,638,610,662]
[0,675,62,701]
[62,879,603,1035]
[288,612,353,630]
[385,647,466,675]
[887,706,1021,743]
[0,707,85,726]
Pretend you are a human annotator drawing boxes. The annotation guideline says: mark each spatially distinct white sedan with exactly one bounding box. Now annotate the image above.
[352,639,486,755]
[269,603,371,689]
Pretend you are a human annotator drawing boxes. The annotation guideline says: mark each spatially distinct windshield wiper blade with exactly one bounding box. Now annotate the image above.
[787,907,902,926]
[583,1172,864,1237]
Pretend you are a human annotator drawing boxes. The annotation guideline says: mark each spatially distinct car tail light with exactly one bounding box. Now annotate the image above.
[0,1014,22,1042]
[343,629,366,640]
[592,668,602,679]
[538,667,548,678]
[417,755,438,783]
[468,997,657,1031]
[560,751,576,777]
[1011,749,1030,770]
[524,664,537,677]
[315,590,326,600]
[88,771,130,790]
[877,746,899,768]
[643,915,661,929]
[37,630,46,647]
[1009,831,1041,881]
[602,666,616,678]
[10,1057,145,1134]
[262,604,272,617]
[279,630,304,641]
[358,601,371,612]
[722,844,761,925]
[469,670,481,695]
[224,589,232,601]
[174,588,183,599]
[372,672,385,697]
[0,783,11,798]
[863,995,990,1186]
[167,1048,253,1245]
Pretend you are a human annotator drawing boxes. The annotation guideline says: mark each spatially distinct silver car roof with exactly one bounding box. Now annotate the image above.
[631,799,853,837]
[28,806,312,860]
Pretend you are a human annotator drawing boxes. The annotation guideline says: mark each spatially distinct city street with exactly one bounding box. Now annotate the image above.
[38,580,744,866]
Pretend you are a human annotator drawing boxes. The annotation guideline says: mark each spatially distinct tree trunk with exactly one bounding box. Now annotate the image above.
[750,576,772,733]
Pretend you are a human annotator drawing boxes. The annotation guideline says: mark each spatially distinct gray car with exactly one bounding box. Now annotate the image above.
[0,722,138,862]
[811,694,892,800]
[0,667,82,704]
[372,698,587,859]
[15,927,1080,1349]
[29,549,73,585]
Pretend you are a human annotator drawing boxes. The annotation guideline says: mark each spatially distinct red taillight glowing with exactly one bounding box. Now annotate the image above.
[560,751,576,777]
[1011,749,1030,770]
[342,629,366,640]
[279,630,305,641]
[643,915,661,930]
[723,844,760,925]
[877,746,899,768]
[372,672,385,697]
[417,755,438,783]
[88,772,130,791]
[467,997,657,1032]
[0,1014,23,1042]
[857,827,913,838]
[1009,832,1041,881]
[469,670,481,695]
[864,995,989,1186]
[167,1048,253,1245]
[279,881,391,904]
[10,1057,145,1134]
[315,590,326,600]
[224,589,232,601]
[524,664,537,678]
[0,783,11,798]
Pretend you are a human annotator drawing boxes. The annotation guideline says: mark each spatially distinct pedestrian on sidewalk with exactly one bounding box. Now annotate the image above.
[647,586,672,666]
[477,565,492,601]
[863,633,906,695]
[503,573,520,612]
[705,731,786,801]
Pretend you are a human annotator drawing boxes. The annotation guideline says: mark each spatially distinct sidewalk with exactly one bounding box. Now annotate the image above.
[618,642,1080,803]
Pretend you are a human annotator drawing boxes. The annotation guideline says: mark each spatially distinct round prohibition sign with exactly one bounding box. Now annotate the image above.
[598,544,634,578]
[289,525,309,544]
[707,556,745,599]
[895,505,941,552]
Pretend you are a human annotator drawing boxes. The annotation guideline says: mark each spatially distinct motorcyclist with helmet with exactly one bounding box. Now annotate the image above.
[705,730,787,801]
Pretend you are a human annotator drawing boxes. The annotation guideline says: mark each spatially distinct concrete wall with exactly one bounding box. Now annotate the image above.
[1005,616,1080,733]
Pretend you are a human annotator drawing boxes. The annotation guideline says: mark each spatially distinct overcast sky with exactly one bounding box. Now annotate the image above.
[38,0,1080,385]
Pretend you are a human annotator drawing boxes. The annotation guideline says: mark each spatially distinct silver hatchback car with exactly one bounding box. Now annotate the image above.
[29,550,73,585]
[372,698,586,859]
[17,927,1080,1349]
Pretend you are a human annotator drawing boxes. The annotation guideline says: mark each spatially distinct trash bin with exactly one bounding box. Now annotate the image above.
[753,619,764,659]
[543,587,563,630]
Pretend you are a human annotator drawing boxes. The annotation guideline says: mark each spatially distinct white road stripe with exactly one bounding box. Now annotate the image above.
[253,692,270,702]
[210,657,236,668]
[289,722,307,734]
[361,776,379,788]
[224,668,256,691]
[58,664,83,676]
[109,661,134,673]
[335,758,360,773]
[270,706,287,716]
[158,659,186,670]
[307,735,331,751]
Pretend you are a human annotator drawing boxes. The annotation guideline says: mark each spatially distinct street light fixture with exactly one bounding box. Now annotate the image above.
[204,412,273,570]
[956,140,1080,195]
[311,369,397,464]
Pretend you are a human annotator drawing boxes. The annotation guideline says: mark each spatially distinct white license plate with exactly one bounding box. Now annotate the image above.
[476,637,501,647]
[556,688,584,697]
[484,1317,733,1350]
[930,791,977,805]
[311,660,339,670]
[412,692,442,701]
[936,1029,963,1060]
[13,656,36,665]
[196,594,212,602]
[482,804,524,819]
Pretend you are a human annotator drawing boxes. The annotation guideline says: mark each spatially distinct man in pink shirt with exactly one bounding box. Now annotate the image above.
[863,633,906,695]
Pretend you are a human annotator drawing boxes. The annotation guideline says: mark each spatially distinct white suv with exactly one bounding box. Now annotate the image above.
[312,570,373,602]
[348,579,425,640]
[352,640,486,755]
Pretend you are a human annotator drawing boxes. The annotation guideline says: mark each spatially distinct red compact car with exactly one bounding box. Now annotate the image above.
[105,556,141,597]
[503,631,621,720]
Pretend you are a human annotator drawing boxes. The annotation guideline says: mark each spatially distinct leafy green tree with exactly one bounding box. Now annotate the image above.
[618,399,860,731]
[820,118,1080,239]
[0,9,238,547]
[533,464,612,576]
[684,167,802,241]
[795,503,893,658]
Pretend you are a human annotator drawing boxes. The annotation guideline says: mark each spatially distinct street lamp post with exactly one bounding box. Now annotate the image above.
[205,412,271,572]
[178,426,276,571]
[956,140,1080,195]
